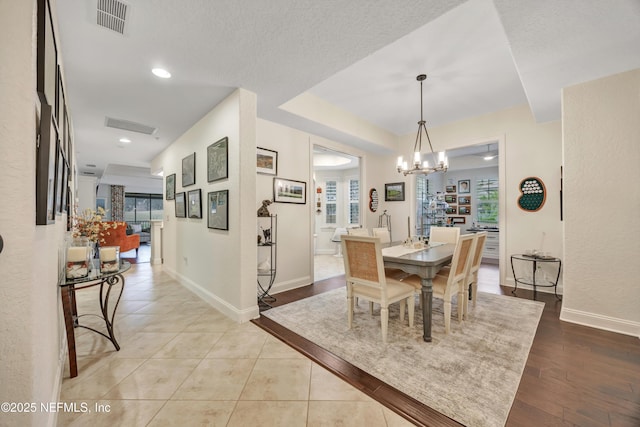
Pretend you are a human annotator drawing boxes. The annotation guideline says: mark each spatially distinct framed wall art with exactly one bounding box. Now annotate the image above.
[273,177,306,204]
[445,185,456,193]
[207,137,228,182]
[459,206,471,215]
[384,182,405,201]
[446,206,457,215]
[257,147,278,175]
[175,192,186,218]
[36,103,57,225]
[208,190,229,230]
[54,141,65,214]
[458,196,471,205]
[451,217,466,224]
[166,173,176,200]
[445,194,457,204]
[458,179,471,194]
[37,0,58,109]
[182,152,196,187]
[187,189,202,219]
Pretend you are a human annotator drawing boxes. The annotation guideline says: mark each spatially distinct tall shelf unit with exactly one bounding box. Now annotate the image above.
[417,194,447,237]
[257,214,277,309]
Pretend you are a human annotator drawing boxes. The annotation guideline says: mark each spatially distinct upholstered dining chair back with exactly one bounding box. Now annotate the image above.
[347,227,370,237]
[372,227,391,244]
[429,226,460,244]
[341,235,415,342]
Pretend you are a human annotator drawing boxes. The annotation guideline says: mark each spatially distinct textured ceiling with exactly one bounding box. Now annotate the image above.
[54,0,640,188]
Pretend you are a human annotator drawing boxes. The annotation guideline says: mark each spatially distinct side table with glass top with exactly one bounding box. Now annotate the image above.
[60,259,130,378]
[510,254,562,300]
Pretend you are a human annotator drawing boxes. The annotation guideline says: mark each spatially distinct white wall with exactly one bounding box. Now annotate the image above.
[151,89,258,321]
[0,1,67,426]
[561,69,640,337]
[77,175,97,213]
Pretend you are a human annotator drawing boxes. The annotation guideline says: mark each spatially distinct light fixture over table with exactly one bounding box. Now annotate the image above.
[397,74,448,176]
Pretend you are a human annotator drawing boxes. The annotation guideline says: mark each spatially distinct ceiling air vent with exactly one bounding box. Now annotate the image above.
[105,117,157,135]
[97,0,128,35]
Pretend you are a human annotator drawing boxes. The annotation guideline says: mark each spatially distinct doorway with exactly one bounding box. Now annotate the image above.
[312,146,361,281]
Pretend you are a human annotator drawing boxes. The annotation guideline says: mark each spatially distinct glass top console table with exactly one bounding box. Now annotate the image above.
[60,259,130,378]
[510,254,561,300]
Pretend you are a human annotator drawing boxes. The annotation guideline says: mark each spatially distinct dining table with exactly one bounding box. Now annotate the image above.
[382,242,456,342]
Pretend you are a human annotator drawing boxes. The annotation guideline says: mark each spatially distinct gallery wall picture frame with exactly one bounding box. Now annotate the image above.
[445,185,457,193]
[458,196,471,205]
[451,217,466,224]
[257,147,278,175]
[384,182,405,201]
[54,142,65,214]
[458,179,471,194]
[207,137,228,182]
[37,0,58,110]
[208,190,229,230]
[166,173,176,200]
[182,152,196,187]
[273,177,306,204]
[187,189,202,219]
[445,194,457,204]
[446,206,457,215]
[459,206,471,215]
[36,103,57,225]
[175,192,186,218]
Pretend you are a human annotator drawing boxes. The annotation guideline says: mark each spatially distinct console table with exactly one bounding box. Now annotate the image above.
[510,254,561,300]
[60,260,130,378]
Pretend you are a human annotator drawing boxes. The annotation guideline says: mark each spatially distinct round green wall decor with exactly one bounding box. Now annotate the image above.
[517,177,546,212]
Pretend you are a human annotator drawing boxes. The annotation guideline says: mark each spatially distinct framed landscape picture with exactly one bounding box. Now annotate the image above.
[166,173,175,200]
[445,185,456,193]
[208,190,229,230]
[445,194,457,204]
[257,147,278,175]
[175,192,186,218]
[207,137,228,182]
[451,217,466,224]
[187,189,202,219]
[35,103,57,225]
[273,177,306,204]
[446,206,457,215]
[384,182,405,201]
[182,152,196,187]
[459,206,471,215]
[458,196,471,205]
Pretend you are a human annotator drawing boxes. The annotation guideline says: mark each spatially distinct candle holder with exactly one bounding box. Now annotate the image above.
[66,243,91,279]
[99,246,120,273]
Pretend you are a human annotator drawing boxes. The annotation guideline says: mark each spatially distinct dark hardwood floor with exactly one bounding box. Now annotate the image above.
[252,264,640,427]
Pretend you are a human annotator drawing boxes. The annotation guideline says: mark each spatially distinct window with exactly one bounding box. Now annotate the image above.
[124,193,163,224]
[348,179,359,224]
[476,178,498,223]
[325,181,337,224]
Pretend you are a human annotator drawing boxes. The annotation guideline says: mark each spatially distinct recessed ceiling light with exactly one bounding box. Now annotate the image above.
[119,137,131,143]
[152,68,171,78]
[86,164,96,168]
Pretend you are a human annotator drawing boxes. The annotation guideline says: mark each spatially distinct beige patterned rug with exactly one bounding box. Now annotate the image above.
[262,289,544,427]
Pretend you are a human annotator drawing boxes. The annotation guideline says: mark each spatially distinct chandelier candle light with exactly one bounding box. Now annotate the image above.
[397,74,448,176]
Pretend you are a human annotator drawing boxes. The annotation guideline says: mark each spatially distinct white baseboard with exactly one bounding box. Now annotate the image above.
[163,267,260,322]
[315,249,336,255]
[560,307,640,338]
[48,334,67,427]
[268,276,313,296]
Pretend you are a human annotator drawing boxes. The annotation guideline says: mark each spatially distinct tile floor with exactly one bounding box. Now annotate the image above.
[58,263,413,426]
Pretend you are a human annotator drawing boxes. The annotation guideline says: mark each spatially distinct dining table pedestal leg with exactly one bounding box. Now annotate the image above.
[421,277,433,342]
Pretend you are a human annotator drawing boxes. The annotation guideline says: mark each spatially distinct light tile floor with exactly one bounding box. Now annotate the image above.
[58,263,413,426]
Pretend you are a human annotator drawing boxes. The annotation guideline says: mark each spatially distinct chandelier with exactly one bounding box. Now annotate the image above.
[396,74,448,176]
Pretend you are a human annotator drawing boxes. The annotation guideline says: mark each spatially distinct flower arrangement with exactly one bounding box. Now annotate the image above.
[70,207,123,244]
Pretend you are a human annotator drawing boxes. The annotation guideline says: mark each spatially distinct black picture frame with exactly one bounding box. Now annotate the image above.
[54,141,65,214]
[208,190,229,230]
[175,192,186,218]
[37,0,58,109]
[36,103,57,225]
[182,152,196,187]
[273,177,306,204]
[207,137,228,182]
[166,173,176,200]
[257,147,278,175]
[458,179,471,194]
[187,189,202,219]
[384,182,405,202]
[445,185,457,193]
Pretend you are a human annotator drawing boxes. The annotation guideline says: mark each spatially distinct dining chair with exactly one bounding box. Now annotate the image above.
[401,233,477,334]
[347,227,370,236]
[341,235,415,343]
[428,226,460,244]
[372,227,391,243]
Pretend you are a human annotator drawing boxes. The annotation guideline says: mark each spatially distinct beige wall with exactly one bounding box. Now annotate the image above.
[151,89,258,321]
[561,69,640,336]
[0,1,68,426]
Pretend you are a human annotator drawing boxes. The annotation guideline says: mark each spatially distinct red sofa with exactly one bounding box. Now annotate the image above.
[100,222,140,257]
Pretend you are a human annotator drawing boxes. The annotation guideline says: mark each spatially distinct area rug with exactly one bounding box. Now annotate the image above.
[262,288,544,427]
